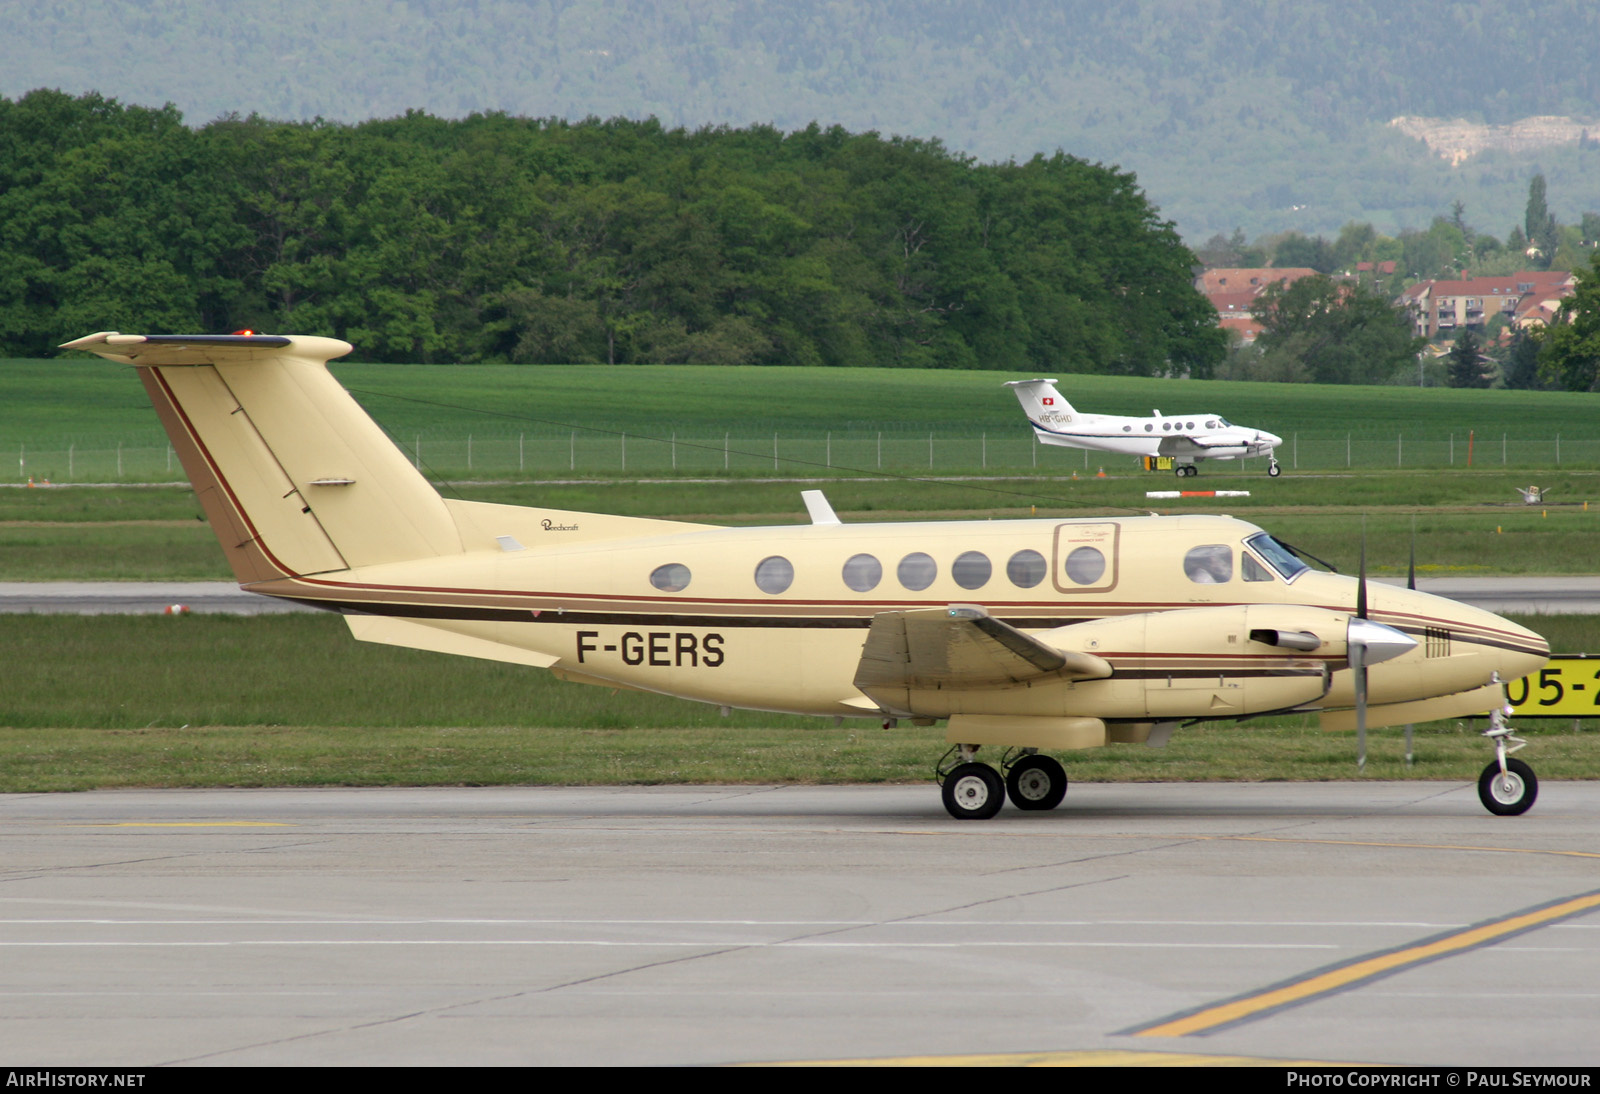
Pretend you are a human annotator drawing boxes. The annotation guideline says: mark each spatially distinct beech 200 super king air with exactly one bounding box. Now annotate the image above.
[63,332,1548,819]
[1006,378,1284,478]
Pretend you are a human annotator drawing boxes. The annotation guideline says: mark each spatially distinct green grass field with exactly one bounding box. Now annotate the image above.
[9,357,1600,481]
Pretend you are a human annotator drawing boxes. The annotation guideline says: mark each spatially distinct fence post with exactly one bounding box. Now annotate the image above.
[68,443,73,480]
[1293,433,1297,470]
[570,431,575,472]
[1398,433,1402,467]
[877,432,881,469]
[1557,433,1561,465]
[982,432,987,469]
[519,433,524,473]
[1450,433,1453,465]
[826,431,831,468]
[167,444,173,473]
[622,432,626,472]
[671,431,676,471]
[724,432,729,471]
[116,442,122,479]
[1347,433,1350,467]
[928,431,933,470]
[415,436,420,469]
[1503,433,1506,466]
[773,433,778,471]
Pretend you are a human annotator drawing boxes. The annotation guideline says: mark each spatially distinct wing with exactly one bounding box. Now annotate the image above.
[852,605,1111,713]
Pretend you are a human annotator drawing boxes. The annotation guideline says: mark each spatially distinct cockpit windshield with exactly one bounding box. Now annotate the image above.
[1244,532,1309,582]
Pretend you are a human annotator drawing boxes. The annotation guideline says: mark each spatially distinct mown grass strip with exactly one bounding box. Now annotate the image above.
[0,613,1595,792]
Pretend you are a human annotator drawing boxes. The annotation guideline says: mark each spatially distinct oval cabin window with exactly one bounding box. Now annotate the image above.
[1064,546,1106,585]
[951,551,992,590]
[754,556,794,594]
[649,562,692,592]
[897,552,937,591]
[1006,549,1047,588]
[842,553,882,592]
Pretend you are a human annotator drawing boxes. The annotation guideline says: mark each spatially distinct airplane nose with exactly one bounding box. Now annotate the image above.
[1494,613,1550,683]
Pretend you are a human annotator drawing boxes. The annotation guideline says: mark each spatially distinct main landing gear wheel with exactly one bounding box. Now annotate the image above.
[942,762,1005,820]
[1174,464,1198,478]
[1005,755,1068,811]
[1478,758,1538,816]
[1267,460,1282,477]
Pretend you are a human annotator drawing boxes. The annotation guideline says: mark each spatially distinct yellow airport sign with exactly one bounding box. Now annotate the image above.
[1507,656,1600,718]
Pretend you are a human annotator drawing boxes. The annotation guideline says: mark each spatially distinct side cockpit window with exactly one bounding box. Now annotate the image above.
[1183,544,1232,584]
[1242,552,1275,582]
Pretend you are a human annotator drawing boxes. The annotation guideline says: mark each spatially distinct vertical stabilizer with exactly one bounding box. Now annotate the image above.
[1003,378,1075,421]
[61,333,462,582]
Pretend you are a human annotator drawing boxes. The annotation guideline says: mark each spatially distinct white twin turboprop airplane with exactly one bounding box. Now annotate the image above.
[1005,378,1284,477]
[63,332,1549,819]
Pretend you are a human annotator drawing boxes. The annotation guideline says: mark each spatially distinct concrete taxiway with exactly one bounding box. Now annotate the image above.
[2,782,1598,1066]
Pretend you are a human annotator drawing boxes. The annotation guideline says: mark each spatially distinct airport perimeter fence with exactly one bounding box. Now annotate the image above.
[8,428,1600,483]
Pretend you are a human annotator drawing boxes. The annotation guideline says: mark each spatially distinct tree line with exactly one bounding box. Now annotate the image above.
[0,89,1224,375]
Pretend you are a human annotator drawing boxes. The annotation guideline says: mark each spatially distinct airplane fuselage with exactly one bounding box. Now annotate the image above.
[1029,409,1280,462]
[245,512,1545,732]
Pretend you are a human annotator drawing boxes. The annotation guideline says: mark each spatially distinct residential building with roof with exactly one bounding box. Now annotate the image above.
[1195,267,1320,343]
[1400,271,1575,338]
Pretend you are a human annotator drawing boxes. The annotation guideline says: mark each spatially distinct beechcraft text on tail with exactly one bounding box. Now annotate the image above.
[1005,378,1284,478]
[61,332,1548,818]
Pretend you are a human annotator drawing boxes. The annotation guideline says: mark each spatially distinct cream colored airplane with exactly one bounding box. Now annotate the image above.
[63,331,1550,819]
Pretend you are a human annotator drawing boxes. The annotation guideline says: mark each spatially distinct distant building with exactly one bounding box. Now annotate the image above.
[1400,271,1575,339]
[1195,267,1320,343]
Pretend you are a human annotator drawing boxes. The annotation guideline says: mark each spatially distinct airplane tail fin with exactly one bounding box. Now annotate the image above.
[61,332,462,584]
[1003,378,1075,420]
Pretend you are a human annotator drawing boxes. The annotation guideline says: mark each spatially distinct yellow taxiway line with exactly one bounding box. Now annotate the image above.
[1127,887,1600,1038]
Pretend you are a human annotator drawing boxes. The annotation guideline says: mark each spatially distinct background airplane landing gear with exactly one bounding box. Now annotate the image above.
[1478,758,1537,816]
[941,762,1004,819]
[1005,754,1068,811]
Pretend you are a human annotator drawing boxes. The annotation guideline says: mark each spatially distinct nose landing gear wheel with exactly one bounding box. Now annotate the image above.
[941,762,1005,820]
[1267,461,1282,477]
[1478,758,1537,816]
[1005,755,1068,811]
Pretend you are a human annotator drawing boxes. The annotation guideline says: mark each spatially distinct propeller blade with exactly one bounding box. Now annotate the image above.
[1408,516,1417,592]
[1355,525,1368,768]
[1345,617,1419,773]
[1352,641,1367,771]
[1356,530,1368,621]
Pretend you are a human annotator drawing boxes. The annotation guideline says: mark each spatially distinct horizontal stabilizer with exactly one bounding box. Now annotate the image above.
[345,615,559,669]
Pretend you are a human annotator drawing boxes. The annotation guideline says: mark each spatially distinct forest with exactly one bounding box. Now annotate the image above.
[0,90,1224,373]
